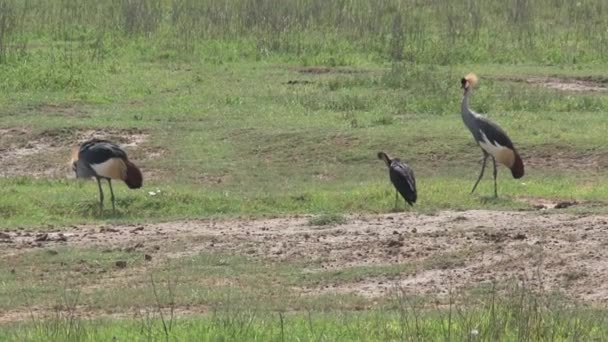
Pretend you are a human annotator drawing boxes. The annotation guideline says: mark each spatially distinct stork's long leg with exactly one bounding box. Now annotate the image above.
[107,179,116,212]
[471,152,489,194]
[394,190,399,209]
[492,156,498,198]
[96,177,104,215]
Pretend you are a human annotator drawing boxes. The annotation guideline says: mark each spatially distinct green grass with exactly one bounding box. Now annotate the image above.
[2,296,608,341]
[1,61,608,228]
[1,247,376,313]
[308,213,347,226]
[0,7,607,229]
[1,0,608,337]
[3,246,608,340]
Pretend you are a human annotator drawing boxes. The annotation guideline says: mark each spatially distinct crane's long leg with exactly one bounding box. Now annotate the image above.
[471,152,489,194]
[96,177,104,215]
[492,156,498,198]
[107,179,116,212]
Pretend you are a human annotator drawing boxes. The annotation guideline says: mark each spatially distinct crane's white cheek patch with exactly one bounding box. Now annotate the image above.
[91,158,127,180]
[479,141,515,167]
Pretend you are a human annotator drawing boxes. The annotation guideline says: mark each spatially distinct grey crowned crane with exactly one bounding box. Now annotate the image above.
[71,139,143,214]
[461,73,524,197]
[378,152,417,208]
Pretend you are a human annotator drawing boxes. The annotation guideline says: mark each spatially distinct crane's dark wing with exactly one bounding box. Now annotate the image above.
[79,139,128,165]
[389,161,417,205]
[475,115,515,149]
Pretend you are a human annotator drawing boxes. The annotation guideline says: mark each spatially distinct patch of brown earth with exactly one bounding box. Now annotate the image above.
[0,304,210,325]
[295,66,374,75]
[0,127,152,178]
[28,103,89,117]
[3,210,608,304]
[520,145,608,174]
[494,75,608,92]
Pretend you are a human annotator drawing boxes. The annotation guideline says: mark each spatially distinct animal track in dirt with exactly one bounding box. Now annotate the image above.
[0,127,152,178]
[3,210,608,304]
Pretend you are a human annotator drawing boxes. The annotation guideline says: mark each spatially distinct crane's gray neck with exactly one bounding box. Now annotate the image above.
[460,88,480,138]
[461,89,471,117]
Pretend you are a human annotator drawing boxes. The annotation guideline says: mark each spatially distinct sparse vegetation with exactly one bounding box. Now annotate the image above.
[308,213,347,226]
[1,0,608,338]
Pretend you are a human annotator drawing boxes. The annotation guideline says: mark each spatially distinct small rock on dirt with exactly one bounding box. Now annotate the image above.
[115,260,127,268]
[100,227,119,233]
[35,233,49,242]
[513,233,527,240]
[386,239,404,248]
[554,201,577,209]
[144,254,152,261]
[56,233,67,242]
[126,242,145,252]
[131,227,144,233]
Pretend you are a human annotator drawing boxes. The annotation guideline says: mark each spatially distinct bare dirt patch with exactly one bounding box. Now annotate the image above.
[494,75,608,92]
[521,145,608,174]
[0,304,210,325]
[295,66,374,75]
[0,127,150,178]
[28,102,89,117]
[3,210,608,305]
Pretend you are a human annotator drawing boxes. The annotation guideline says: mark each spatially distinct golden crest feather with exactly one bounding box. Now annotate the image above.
[464,73,478,87]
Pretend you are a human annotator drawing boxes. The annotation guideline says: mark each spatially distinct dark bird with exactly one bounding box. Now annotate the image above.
[71,139,143,214]
[461,73,524,197]
[378,152,417,208]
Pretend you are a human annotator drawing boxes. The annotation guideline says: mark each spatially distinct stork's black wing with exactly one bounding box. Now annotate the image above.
[475,115,515,149]
[79,139,128,165]
[389,161,417,205]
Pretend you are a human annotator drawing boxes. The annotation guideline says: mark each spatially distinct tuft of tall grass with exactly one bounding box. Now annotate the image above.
[0,0,607,66]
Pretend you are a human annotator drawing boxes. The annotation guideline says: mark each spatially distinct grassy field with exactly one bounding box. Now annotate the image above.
[3,306,608,341]
[1,0,608,227]
[2,0,608,339]
[2,245,608,340]
[2,61,608,227]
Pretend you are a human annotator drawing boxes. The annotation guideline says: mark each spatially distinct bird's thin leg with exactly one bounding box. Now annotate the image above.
[471,152,489,194]
[492,156,498,198]
[107,179,116,213]
[394,190,399,210]
[96,177,104,215]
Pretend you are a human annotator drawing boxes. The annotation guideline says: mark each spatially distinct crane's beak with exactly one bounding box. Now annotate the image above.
[460,78,468,89]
